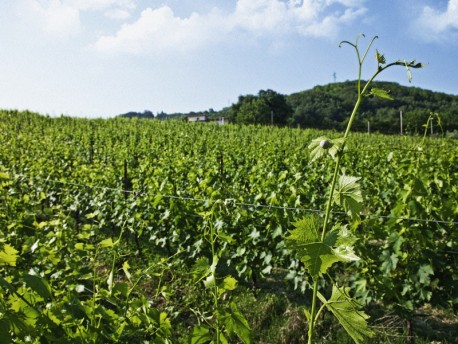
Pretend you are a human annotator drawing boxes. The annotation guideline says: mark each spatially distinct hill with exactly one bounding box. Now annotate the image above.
[286,81,458,134]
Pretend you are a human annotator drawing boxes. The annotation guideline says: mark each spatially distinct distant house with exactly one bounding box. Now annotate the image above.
[187,115,208,122]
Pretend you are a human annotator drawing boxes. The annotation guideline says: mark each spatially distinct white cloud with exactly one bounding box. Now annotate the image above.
[233,0,291,33]
[94,6,229,54]
[20,0,82,38]
[16,0,136,38]
[298,7,366,37]
[94,0,367,55]
[415,0,458,42]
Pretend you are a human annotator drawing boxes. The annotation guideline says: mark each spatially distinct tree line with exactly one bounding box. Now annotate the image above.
[119,81,458,135]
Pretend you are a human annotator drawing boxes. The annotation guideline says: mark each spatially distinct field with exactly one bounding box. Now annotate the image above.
[0,110,457,343]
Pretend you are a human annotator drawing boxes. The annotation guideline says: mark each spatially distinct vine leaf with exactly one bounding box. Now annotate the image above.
[219,276,238,294]
[23,274,53,301]
[380,250,399,274]
[417,264,434,285]
[286,216,348,277]
[0,244,18,267]
[298,243,346,278]
[308,136,345,162]
[287,216,320,245]
[190,325,212,344]
[99,238,115,248]
[376,49,386,65]
[191,256,219,288]
[369,88,393,100]
[220,302,253,344]
[334,226,360,261]
[191,257,211,282]
[318,286,374,344]
[333,175,363,219]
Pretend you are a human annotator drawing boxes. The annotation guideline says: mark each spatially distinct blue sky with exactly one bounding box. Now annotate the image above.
[0,0,456,118]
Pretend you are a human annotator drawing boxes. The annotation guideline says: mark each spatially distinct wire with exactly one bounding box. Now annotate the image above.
[16,174,458,226]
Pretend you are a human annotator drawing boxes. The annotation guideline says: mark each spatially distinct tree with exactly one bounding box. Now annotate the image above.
[231,90,292,125]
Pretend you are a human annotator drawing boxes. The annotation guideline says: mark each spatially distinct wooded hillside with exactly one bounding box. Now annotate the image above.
[286,81,458,134]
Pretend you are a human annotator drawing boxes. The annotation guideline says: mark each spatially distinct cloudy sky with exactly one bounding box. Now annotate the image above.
[0,0,457,117]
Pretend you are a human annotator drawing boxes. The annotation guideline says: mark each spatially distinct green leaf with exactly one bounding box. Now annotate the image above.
[388,232,405,254]
[222,302,253,344]
[191,257,210,281]
[219,332,229,344]
[74,242,94,251]
[323,229,338,246]
[218,232,235,244]
[318,286,374,344]
[309,136,330,162]
[376,49,386,64]
[0,171,9,180]
[417,264,434,285]
[122,261,132,283]
[333,245,360,262]
[23,274,53,300]
[333,175,363,219]
[380,250,398,274]
[113,282,129,297]
[286,215,321,247]
[99,238,115,248]
[0,244,18,266]
[220,276,238,293]
[203,274,215,288]
[297,242,346,278]
[334,226,360,261]
[308,136,345,162]
[0,318,12,344]
[286,216,347,277]
[369,88,393,100]
[190,325,212,344]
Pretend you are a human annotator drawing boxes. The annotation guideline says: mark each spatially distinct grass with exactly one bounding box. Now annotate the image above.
[133,255,457,343]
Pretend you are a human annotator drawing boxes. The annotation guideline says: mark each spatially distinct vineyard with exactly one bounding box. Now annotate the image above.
[0,109,457,343]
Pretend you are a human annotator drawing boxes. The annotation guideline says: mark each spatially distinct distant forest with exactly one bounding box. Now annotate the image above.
[119,81,458,135]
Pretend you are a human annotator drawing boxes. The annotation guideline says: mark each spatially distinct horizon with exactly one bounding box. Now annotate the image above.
[0,1,457,118]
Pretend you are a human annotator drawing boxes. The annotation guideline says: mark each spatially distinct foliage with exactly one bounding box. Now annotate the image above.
[228,89,293,125]
[286,81,458,134]
[0,81,456,342]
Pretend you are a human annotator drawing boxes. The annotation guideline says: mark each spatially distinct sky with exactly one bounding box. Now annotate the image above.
[0,0,457,118]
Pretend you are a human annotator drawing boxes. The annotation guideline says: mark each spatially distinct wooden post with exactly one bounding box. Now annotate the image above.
[400,111,403,135]
[406,319,413,344]
[367,121,370,134]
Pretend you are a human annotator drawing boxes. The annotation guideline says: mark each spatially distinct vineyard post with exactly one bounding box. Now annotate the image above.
[123,159,130,244]
[400,111,403,135]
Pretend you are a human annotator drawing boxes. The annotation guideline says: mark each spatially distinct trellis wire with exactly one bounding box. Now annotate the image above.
[17,175,457,227]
